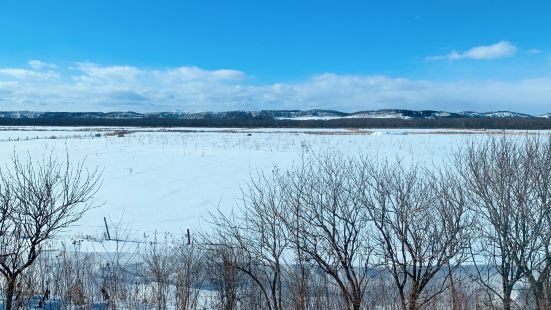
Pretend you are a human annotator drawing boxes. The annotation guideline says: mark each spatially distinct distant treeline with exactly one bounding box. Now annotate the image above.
[2,116,551,129]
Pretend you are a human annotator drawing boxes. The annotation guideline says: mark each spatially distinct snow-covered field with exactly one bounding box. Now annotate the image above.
[0,126,548,240]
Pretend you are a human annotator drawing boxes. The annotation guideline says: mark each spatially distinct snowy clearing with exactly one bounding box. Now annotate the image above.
[0,127,548,239]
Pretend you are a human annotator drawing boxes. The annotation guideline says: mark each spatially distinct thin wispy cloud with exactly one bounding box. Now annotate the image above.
[0,68,59,80]
[427,41,517,61]
[527,48,542,54]
[0,60,550,114]
[28,60,58,70]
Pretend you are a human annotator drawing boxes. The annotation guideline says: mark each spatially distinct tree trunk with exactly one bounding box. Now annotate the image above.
[351,295,361,310]
[350,288,362,310]
[502,282,514,310]
[408,285,420,310]
[4,276,17,310]
[546,280,551,310]
[398,289,407,310]
[530,281,548,310]
[448,262,457,310]
[503,295,512,310]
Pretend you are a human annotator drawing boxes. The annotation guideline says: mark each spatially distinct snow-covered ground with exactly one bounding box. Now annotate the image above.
[0,127,548,240]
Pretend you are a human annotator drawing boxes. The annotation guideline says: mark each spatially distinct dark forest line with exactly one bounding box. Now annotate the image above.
[2,117,551,129]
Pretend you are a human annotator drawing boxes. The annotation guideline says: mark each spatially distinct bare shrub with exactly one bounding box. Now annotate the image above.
[203,245,243,310]
[172,240,205,310]
[0,152,101,310]
[96,217,142,308]
[143,232,173,310]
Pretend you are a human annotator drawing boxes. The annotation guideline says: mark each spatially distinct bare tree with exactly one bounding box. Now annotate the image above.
[204,168,289,310]
[0,152,101,310]
[458,137,527,310]
[513,136,551,310]
[282,153,373,310]
[457,136,551,310]
[359,160,471,310]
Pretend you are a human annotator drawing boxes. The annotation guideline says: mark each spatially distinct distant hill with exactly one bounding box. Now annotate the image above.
[268,109,536,120]
[0,109,544,120]
[0,109,550,129]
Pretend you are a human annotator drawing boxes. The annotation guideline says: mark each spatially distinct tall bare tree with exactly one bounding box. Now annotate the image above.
[282,153,373,310]
[204,168,289,310]
[518,136,551,309]
[359,160,471,310]
[457,136,551,310]
[0,152,101,310]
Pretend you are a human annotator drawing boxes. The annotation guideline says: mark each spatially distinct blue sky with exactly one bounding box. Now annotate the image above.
[1,0,551,113]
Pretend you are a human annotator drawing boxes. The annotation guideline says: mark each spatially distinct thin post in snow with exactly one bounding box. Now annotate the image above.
[104,217,111,240]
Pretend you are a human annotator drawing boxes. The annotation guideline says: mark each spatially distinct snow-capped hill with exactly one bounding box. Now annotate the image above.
[347,110,458,119]
[276,109,458,120]
[0,111,145,119]
[483,111,531,118]
[0,109,547,122]
[458,111,531,118]
[272,109,348,120]
[267,109,542,120]
[347,110,413,119]
[0,111,45,119]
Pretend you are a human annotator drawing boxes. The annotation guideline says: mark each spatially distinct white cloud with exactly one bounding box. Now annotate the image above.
[160,66,245,82]
[74,62,142,87]
[0,61,551,114]
[427,41,517,61]
[527,48,542,54]
[0,68,59,80]
[28,60,57,70]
